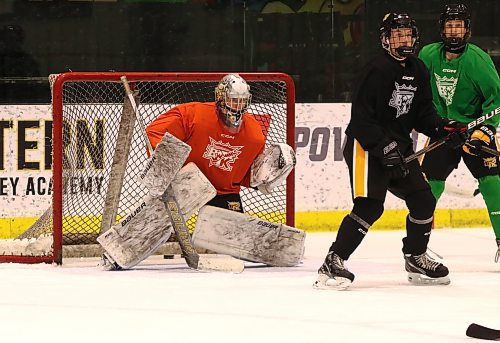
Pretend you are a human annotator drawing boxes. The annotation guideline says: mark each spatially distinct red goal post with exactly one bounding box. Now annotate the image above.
[0,72,296,264]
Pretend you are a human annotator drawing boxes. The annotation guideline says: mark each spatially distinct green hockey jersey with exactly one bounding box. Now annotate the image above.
[418,42,499,128]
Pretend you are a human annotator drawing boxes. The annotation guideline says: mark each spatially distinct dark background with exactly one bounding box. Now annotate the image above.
[0,0,498,104]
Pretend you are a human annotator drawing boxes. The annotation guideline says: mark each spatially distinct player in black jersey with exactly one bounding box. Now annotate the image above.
[313,13,468,290]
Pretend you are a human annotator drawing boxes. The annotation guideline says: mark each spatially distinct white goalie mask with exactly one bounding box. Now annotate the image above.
[215,74,252,133]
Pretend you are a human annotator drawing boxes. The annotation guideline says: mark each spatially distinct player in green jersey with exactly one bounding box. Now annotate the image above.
[418,4,500,262]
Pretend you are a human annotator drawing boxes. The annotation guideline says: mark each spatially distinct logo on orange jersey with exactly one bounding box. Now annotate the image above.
[203,137,243,171]
[227,201,241,211]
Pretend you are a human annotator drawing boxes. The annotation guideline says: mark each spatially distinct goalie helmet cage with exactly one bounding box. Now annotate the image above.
[0,72,295,264]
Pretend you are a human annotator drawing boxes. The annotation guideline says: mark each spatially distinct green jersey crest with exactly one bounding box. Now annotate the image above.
[434,73,458,106]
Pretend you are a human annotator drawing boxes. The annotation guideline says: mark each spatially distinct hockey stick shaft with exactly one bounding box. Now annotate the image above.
[480,145,500,157]
[466,323,500,340]
[405,106,500,163]
[405,137,447,163]
[121,75,201,269]
[161,185,200,269]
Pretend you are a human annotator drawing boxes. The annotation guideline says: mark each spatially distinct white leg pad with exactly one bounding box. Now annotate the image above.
[192,206,305,267]
[98,163,216,269]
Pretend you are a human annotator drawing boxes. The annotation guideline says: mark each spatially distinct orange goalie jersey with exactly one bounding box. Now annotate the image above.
[146,102,265,195]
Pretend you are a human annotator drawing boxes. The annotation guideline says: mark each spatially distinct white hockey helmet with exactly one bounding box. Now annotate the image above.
[215,74,251,133]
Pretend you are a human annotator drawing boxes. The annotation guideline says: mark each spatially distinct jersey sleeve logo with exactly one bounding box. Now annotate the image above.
[202,136,243,172]
[434,73,458,106]
[389,81,417,118]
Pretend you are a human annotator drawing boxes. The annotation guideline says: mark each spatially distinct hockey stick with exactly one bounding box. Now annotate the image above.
[405,106,500,163]
[466,323,500,340]
[480,145,500,157]
[120,75,244,273]
[405,137,447,163]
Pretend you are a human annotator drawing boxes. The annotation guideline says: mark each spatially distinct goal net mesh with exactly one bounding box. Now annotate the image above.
[11,73,294,258]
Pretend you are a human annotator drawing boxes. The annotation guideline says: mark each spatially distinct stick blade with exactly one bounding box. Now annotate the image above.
[466,323,500,340]
[196,254,245,273]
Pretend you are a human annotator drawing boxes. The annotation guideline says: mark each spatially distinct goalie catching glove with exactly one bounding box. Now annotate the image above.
[250,143,296,194]
[463,125,496,156]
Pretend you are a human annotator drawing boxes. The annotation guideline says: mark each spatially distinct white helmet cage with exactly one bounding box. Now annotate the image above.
[215,74,252,130]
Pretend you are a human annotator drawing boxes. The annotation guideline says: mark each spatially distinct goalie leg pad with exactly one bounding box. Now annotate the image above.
[139,131,192,197]
[98,197,174,269]
[98,163,216,269]
[192,206,305,267]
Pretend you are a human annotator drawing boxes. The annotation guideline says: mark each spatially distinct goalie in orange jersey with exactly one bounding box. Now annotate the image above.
[98,74,298,271]
[146,73,295,213]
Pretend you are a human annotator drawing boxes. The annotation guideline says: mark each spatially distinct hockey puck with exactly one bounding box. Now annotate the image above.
[163,254,175,259]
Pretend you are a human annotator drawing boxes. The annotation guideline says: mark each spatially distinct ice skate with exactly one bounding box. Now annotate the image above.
[100,252,123,271]
[404,252,450,285]
[313,251,354,290]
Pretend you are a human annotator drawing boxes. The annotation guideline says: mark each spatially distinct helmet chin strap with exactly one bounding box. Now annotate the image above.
[443,37,467,53]
[382,36,414,61]
[386,46,412,61]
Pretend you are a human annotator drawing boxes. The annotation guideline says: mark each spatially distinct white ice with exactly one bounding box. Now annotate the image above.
[0,228,498,343]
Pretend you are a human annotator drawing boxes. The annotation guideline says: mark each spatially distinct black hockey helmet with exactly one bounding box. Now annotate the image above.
[379,13,419,60]
[439,3,471,53]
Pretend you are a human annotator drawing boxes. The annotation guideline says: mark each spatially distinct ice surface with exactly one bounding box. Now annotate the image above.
[0,228,498,343]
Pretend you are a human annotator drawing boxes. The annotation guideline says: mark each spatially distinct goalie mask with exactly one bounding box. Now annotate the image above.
[439,3,471,53]
[380,13,419,61]
[215,74,252,133]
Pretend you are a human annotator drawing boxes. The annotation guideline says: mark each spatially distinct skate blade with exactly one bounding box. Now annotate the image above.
[407,272,450,285]
[313,273,352,290]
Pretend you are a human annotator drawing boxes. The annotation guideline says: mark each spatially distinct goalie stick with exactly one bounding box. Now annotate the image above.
[121,75,244,273]
[466,323,500,340]
[405,106,500,163]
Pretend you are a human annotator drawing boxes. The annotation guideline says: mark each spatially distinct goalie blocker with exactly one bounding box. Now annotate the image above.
[192,206,305,267]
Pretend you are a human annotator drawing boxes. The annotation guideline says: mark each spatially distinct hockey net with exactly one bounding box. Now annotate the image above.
[0,72,295,264]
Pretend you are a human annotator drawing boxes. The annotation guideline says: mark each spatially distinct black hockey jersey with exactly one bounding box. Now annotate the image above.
[346,53,446,155]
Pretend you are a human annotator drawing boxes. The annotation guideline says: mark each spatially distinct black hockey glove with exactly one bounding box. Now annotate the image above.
[438,120,469,149]
[376,140,409,179]
[463,125,496,156]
